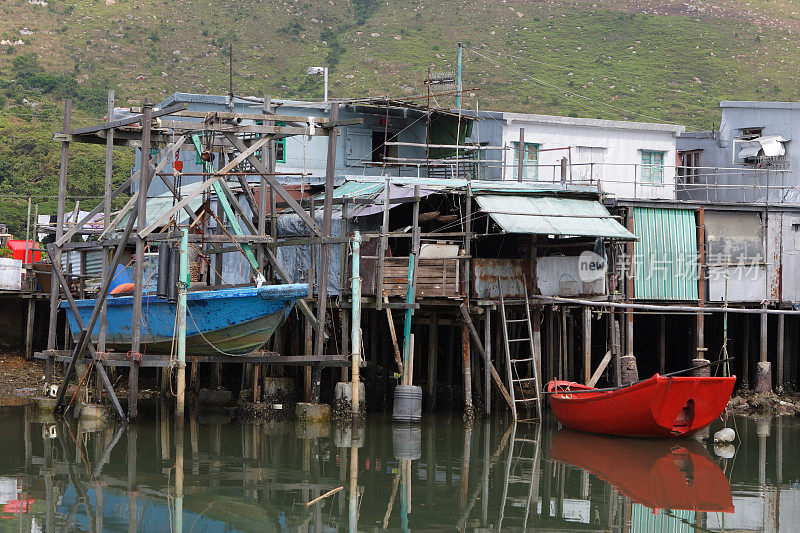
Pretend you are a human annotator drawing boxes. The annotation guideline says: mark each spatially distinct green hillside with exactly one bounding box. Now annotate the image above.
[2,0,800,233]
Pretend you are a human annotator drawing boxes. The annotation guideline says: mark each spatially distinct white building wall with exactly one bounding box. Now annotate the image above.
[498,115,682,200]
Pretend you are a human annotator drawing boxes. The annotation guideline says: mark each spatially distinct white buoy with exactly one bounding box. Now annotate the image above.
[714,427,736,443]
[714,443,735,459]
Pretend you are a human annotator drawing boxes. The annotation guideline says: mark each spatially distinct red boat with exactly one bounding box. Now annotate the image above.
[549,430,735,513]
[546,374,736,438]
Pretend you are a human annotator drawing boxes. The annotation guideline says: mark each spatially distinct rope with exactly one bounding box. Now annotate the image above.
[185,303,258,357]
[66,358,95,411]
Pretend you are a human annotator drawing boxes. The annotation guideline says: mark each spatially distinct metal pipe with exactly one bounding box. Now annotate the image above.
[534,295,800,315]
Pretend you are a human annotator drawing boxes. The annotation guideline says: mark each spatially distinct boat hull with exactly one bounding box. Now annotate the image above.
[546,374,736,438]
[549,430,734,512]
[62,284,308,356]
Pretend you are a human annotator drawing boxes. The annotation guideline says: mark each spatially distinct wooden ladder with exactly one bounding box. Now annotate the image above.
[499,278,542,421]
[497,422,543,531]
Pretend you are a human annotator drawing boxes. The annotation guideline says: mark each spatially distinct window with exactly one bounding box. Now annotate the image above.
[372,131,398,163]
[574,146,607,181]
[739,127,763,140]
[640,150,665,184]
[275,122,286,163]
[253,121,286,163]
[678,150,701,184]
[512,142,539,180]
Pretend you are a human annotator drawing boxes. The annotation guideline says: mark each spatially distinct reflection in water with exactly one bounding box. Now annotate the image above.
[0,406,798,531]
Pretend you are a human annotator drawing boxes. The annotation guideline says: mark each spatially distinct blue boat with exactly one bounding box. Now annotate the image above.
[62,284,308,355]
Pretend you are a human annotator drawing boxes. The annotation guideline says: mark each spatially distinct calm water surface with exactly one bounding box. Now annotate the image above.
[0,404,795,531]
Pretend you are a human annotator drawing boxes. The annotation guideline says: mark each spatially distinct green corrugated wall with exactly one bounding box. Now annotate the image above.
[633,207,698,301]
[631,504,695,532]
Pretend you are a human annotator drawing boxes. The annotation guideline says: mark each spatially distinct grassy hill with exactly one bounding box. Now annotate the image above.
[2,0,800,233]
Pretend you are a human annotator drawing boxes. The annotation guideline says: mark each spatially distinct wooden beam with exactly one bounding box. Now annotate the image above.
[583,306,591,384]
[160,121,325,137]
[587,350,613,388]
[384,297,404,374]
[47,255,126,422]
[138,136,270,239]
[65,103,186,135]
[224,133,323,236]
[174,109,336,124]
[458,303,513,411]
[314,103,340,363]
[96,138,188,240]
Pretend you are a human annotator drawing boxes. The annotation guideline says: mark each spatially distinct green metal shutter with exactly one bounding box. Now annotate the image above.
[633,207,698,300]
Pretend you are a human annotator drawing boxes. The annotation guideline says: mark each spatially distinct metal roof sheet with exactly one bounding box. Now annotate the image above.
[475,195,636,239]
[633,207,698,301]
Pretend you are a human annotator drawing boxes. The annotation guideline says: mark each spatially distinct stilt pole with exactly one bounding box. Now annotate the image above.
[129,98,153,421]
[351,231,362,422]
[176,228,188,424]
[47,99,71,384]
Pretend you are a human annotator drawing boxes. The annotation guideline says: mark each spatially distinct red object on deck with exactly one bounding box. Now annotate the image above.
[549,430,734,513]
[546,374,736,438]
[5,240,41,264]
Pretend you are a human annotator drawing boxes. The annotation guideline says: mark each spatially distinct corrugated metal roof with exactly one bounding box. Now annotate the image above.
[475,195,636,239]
[341,176,600,194]
[633,207,698,300]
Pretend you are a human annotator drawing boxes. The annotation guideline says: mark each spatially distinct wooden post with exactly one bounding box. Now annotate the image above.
[462,323,473,416]
[658,314,666,374]
[560,307,567,380]
[376,178,390,310]
[129,98,153,421]
[351,231,362,422]
[99,91,114,359]
[127,426,138,533]
[742,314,750,388]
[427,314,438,409]
[25,298,35,361]
[566,311,575,382]
[694,207,707,372]
[612,313,622,386]
[483,311,491,415]
[304,192,316,401]
[582,307,591,384]
[755,302,771,393]
[340,196,350,382]
[532,308,542,388]
[777,313,785,392]
[546,306,554,382]
[257,96,271,273]
[312,103,340,402]
[516,128,525,181]
[47,99,71,384]
[626,209,635,358]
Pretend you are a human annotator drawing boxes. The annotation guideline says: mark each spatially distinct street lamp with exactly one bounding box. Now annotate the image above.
[306,66,328,102]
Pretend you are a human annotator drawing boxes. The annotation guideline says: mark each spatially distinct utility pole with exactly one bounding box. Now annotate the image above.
[456,42,463,109]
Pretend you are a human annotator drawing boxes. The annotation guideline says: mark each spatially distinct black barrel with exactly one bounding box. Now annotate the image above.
[156,245,170,299]
[167,244,179,303]
[392,385,422,423]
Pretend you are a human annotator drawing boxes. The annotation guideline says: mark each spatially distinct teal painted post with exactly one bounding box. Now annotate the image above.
[176,228,188,423]
[351,231,362,420]
[402,253,416,385]
[456,42,463,109]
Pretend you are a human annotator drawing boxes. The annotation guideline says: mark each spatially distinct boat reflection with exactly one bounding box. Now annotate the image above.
[549,429,735,514]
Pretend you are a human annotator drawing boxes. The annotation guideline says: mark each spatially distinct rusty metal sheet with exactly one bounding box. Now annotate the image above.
[472,258,533,299]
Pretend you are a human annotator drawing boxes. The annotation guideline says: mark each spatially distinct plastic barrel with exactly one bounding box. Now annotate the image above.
[167,245,179,303]
[157,244,170,299]
[392,425,422,460]
[392,385,422,423]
